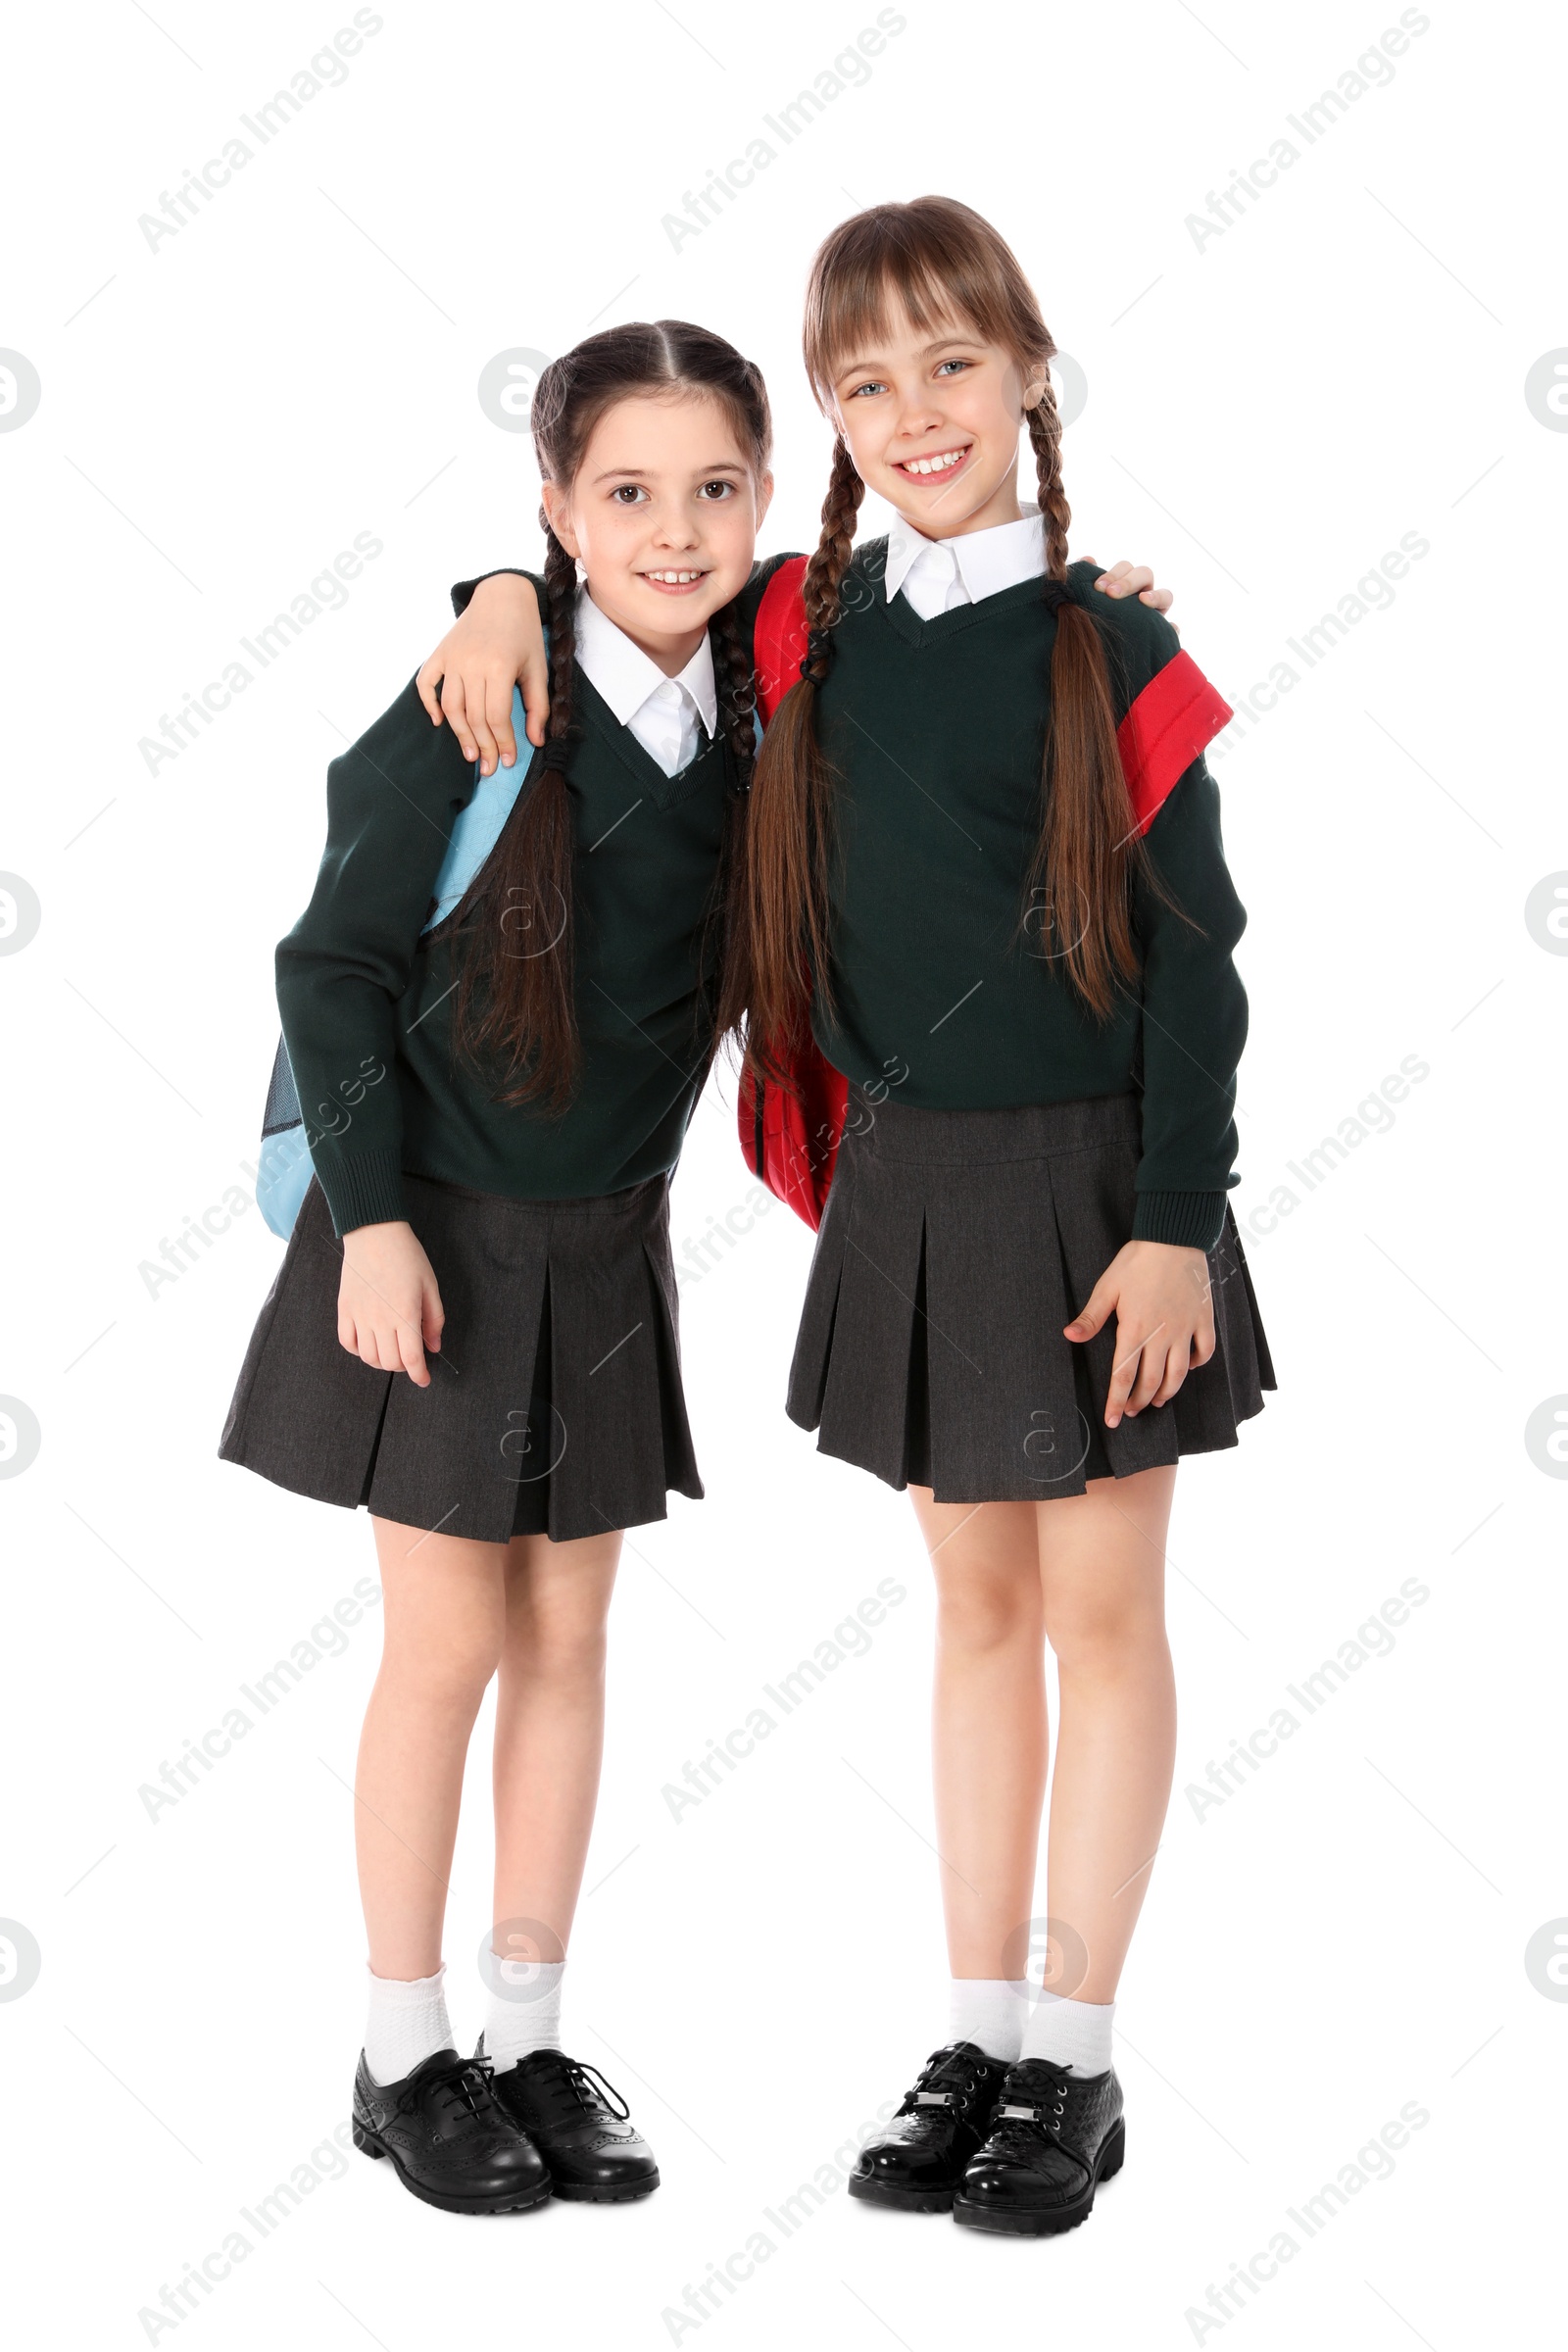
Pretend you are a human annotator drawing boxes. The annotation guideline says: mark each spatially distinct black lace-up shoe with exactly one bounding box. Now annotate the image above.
[848,2042,1012,2213]
[477,2039,660,2202]
[351,2047,552,2214]
[954,2057,1125,2234]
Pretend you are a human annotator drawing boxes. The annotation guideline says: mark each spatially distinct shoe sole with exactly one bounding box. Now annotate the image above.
[847,2174,956,2215]
[353,2117,553,2215]
[551,2171,661,2203]
[952,2119,1126,2236]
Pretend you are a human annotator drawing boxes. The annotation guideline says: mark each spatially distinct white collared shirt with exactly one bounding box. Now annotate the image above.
[573,588,717,777]
[884,509,1047,619]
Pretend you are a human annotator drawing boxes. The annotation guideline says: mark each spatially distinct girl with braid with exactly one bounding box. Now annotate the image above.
[735,198,1272,2237]
[220,321,783,2215]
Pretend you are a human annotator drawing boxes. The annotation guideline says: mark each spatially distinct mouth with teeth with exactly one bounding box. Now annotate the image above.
[639,566,711,595]
[893,445,971,482]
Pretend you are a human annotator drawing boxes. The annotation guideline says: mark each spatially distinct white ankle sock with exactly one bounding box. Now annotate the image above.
[484,1960,565,2074]
[364,1962,453,2086]
[1018,1992,1115,2076]
[949,1977,1024,2064]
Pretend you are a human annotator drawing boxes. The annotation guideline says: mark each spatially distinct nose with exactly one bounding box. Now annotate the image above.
[649,499,701,550]
[892,381,946,443]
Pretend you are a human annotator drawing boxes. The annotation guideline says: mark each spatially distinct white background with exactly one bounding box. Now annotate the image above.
[2,1,1564,2345]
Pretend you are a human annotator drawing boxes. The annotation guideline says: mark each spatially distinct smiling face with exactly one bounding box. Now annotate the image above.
[541,390,772,673]
[828,299,1045,542]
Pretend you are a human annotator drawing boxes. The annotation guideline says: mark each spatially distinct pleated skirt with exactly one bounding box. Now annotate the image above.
[219,1169,702,1544]
[786,1089,1275,1503]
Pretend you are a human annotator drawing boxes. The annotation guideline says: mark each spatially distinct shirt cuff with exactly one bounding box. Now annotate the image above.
[1132,1190,1227,1250]
[314,1146,409,1238]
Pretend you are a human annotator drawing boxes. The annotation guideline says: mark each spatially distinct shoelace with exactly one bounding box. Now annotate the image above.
[904,2048,985,2124]
[397,2056,501,2132]
[991,2060,1073,2143]
[525,2053,631,2124]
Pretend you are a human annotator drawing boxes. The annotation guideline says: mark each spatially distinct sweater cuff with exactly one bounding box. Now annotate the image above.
[315,1147,409,1238]
[1132,1190,1227,1250]
[451,566,536,619]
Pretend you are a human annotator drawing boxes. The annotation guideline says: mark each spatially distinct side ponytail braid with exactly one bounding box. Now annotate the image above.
[1024,393,1146,1020]
[740,436,864,1080]
[449,517,581,1110]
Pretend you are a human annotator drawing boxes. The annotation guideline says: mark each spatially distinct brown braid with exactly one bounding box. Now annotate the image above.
[447,318,772,1108]
[1023,394,1145,1019]
[449,521,581,1110]
[700,592,759,1051]
[732,437,864,1079]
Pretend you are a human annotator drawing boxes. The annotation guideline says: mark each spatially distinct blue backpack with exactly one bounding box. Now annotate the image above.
[256,686,533,1239]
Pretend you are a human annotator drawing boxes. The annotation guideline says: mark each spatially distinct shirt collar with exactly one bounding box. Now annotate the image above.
[884,509,1047,607]
[574,587,718,737]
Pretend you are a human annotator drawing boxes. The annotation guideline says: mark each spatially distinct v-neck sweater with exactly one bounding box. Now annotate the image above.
[275,612,764,1235]
[809,548,1249,1247]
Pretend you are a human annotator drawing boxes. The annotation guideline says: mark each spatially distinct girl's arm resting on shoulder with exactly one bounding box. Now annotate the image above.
[275,676,475,1257]
[416,569,550,775]
[411,559,1172,778]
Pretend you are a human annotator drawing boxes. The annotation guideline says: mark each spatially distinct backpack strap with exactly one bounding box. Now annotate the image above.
[1116,650,1233,836]
[753,556,809,725]
[423,681,539,931]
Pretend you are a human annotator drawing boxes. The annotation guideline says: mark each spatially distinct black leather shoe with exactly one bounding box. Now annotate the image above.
[954,2057,1125,2234]
[477,2039,660,2202]
[848,2042,1012,2213]
[352,2047,551,2214]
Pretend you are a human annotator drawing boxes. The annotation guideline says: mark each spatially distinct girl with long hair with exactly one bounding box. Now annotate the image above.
[220,319,785,2215]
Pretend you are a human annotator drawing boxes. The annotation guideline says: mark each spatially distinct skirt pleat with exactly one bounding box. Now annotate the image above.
[220,1171,702,1544]
[787,1089,1274,1505]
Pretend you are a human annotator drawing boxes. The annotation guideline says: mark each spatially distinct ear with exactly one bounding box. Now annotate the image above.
[540,479,581,561]
[1020,365,1049,413]
[754,467,776,534]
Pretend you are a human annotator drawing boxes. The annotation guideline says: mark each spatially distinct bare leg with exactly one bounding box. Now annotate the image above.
[1037,1465,1178,2003]
[909,1490,1049,1981]
[490,1529,622,1961]
[357,1518,510,1980]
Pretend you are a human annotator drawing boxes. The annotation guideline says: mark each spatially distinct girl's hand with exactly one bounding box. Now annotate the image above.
[415,573,551,775]
[338,1221,445,1387]
[1064,1241,1214,1427]
[1093,561,1175,620]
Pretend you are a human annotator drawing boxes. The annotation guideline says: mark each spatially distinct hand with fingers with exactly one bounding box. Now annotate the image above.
[1092,560,1178,624]
[338,1222,446,1388]
[1064,1241,1214,1427]
[415,573,552,775]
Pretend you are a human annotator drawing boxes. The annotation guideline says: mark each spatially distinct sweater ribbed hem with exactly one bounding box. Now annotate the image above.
[316,1147,409,1238]
[1132,1190,1227,1250]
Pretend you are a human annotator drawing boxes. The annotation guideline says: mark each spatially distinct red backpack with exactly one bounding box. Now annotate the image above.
[737,557,1234,1229]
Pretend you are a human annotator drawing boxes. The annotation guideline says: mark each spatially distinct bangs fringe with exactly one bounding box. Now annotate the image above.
[803,197,1049,396]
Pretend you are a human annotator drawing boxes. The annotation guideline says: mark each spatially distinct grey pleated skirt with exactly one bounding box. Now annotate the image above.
[220,1169,702,1544]
[786,1089,1274,1502]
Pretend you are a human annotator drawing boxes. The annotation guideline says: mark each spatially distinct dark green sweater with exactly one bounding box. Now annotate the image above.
[275,564,784,1235]
[812,550,1248,1250]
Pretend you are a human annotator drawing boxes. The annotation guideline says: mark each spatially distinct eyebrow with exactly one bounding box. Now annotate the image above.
[588,461,749,484]
[834,336,979,380]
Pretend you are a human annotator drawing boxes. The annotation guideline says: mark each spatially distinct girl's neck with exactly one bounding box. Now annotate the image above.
[584,587,707,677]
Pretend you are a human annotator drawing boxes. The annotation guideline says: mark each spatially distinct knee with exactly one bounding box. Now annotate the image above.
[935,1569,1041,1657]
[512,1603,610,1690]
[1044,1592,1166,1679]
[382,1621,505,1714]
